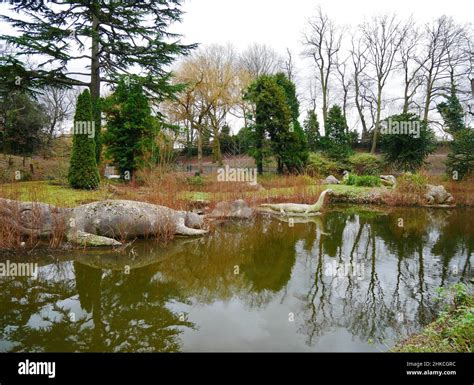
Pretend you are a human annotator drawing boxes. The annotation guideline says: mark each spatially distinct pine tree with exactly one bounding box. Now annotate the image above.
[245,75,289,175]
[324,105,352,159]
[1,0,195,163]
[437,84,473,179]
[273,73,308,172]
[303,110,320,151]
[103,77,155,177]
[245,75,308,174]
[380,113,436,172]
[437,84,465,134]
[446,128,474,179]
[68,89,100,190]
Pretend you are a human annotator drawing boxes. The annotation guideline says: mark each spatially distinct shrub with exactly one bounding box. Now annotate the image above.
[380,113,436,172]
[186,175,204,187]
[306,152,345,177]
[348,153,383,175]
[446,128,474,180]
[344,174,381,187]
[323,105,353,160]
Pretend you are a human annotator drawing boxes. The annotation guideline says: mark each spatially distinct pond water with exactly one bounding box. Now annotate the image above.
[0,206,472,352]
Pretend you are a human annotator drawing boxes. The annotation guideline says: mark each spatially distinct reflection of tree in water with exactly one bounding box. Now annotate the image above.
[1,261,194,352]
[297,208,473,348]
[240,218,299,293]
[0,261,77,352]
[321,212,347,258]
[155,217,302,308]
[2,208,472,352]
[431,210,474,285]
[371,209,434,326]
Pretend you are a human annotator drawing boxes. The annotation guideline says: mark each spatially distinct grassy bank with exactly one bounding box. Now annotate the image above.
[392,284,474,352]
[0,171,473,209]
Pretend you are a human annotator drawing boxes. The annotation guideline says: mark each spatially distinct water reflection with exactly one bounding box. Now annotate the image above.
[0,206,472,352]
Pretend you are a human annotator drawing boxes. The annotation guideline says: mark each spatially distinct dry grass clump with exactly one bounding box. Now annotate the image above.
[430,175,474,206]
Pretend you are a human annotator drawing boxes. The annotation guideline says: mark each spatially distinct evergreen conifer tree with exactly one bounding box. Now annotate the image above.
[68,89,100,189]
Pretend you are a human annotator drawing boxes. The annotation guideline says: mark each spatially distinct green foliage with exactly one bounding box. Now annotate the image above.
[446,128,474,179]
[0,1,195,97]
[303,110,320,151]
[437,84,465,134]
[380,113,436,172]
[348,153,383,176]
[323,105,352,160]
[186,175,204,187]
[68,89,100,190]
[395,284,473,352]
[272,73,308,173]
[306,152,345,177]
[437,84,473,180]
[344,174,381,187]
[0,92,48,156]
[103,77,156,176]
[245,74,307,174]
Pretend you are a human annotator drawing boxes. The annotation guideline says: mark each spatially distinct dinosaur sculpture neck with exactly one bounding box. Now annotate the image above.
[310,189,330,212]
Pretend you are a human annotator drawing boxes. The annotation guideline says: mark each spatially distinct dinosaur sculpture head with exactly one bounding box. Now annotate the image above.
[0,198,57,236]
[185,212,205,229]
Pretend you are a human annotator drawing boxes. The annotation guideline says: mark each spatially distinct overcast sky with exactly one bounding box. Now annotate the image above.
[173,0,473,134]
[1,0,472,134]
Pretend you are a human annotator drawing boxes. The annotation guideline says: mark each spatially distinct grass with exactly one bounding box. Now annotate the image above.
[0,180,112,207]
[0,170,472,211]
[393,284,474,352]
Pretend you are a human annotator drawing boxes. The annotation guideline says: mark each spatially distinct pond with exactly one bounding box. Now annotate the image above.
[0,206,472,352]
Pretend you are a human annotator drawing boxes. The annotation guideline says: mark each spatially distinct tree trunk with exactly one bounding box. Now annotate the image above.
[370,86,383,154]
[423,70,433,123]
[256,130,263,175]
[211,125,222,166]
[91,8,101,163]
[354,79,368,145]
[197,127,203,175]
[402,69,410,114]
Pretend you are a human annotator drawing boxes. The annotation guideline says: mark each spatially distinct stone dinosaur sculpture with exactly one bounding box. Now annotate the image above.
[380,175,397,187]
[424,185,455,206]
[0,198,207,247]
[258,189,333,216]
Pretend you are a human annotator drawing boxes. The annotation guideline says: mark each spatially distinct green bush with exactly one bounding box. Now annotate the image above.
[348,153,383,175]
[306,152,345,177]
[186,175,204,187]
[446,128,474,180]
[380,113,436,172]
[323,105,353,160]
[344,174,381,187]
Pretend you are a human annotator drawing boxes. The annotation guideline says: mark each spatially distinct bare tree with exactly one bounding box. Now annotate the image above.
[169,45,240,170]
[360,14,407,153]
[336,53,353,128]
[418,16,468,123]
[303,6,342,128]
[40,86,77,148]
[398,22,427,114]
[284,48,295,82]
[350,36,371,144]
